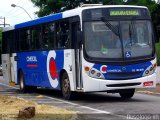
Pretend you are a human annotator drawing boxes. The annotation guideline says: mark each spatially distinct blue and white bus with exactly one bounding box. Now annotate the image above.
[2,5,158,99]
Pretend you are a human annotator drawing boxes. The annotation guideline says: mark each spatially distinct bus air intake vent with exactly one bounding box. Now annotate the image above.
[106,83,141,87]
[107,72,141,80]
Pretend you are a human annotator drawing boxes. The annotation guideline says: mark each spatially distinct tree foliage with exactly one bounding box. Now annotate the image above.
[125,0,158,13]
[31,0,125,17]
[31,0,160,27]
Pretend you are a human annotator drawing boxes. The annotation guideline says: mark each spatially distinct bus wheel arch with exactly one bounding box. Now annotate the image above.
[18,69,22,85]
[60,69,74,100]
[18,69,27,92]
[18,69,37,93]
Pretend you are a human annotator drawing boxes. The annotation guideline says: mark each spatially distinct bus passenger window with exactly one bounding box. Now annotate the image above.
[19,29,30,51]
[32,25,42,50]
[48,23,55,49]
[42,23,55,50]
[2,31,14,53]
[56,21,70,49]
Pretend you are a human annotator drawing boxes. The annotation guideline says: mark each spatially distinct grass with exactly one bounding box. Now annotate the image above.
[156,42,160,66]
[0,94,76,120]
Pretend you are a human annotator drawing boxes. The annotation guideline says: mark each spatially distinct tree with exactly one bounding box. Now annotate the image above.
[31,0,125,17]
[31,0,159,17]
[125,0,158,14]
[31,0,160,29]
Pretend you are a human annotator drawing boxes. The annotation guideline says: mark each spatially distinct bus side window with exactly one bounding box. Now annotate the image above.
[71,21,80,49]
[32,25,42,50]
[26,29,32,50]
[2,32,7,54]
[48,23,55,49]
[19,29,30,51]
[2,32,12,54]
[15,30,20,52]
[42,23,55,50]
[56,20,70,49]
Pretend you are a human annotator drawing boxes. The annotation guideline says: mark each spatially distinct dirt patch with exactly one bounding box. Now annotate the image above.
[136,84,160,95]
[0,95,76,120]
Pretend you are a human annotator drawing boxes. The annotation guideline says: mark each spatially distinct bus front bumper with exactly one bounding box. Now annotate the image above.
[82,73,157,92]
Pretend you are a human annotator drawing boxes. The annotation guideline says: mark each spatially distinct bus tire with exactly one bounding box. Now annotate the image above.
[19,71,37,93]
[61,72,74,100]
[19,71,29,93]
[119,89,135,99]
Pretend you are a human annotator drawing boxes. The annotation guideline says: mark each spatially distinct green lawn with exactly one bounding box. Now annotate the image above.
[156,42,160,66]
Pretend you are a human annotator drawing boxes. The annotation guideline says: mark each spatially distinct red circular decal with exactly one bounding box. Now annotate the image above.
[49,58,58,79]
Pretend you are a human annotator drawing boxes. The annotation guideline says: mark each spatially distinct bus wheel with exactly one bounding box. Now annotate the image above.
[19,71,29,93]
[61,72,74,100]
[119,89,135,99]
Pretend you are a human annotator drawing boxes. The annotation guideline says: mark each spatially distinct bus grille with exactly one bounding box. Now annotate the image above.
[106,83,141,87]
[106,72,141,80]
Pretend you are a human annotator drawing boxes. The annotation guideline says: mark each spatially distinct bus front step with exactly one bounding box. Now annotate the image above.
[9,82,16,86]
[76,87,84,91]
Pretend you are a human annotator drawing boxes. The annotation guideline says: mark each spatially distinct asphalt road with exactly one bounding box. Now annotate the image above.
[0,76,160,120]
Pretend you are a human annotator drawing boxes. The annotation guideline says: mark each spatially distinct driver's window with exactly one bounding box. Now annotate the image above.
[136,27,145,44]
[135,21,151,45]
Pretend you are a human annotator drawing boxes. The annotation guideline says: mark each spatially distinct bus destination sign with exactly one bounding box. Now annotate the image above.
[110,10,140,16]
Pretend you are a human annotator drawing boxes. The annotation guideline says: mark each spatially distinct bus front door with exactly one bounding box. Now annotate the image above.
[71,21,83,90]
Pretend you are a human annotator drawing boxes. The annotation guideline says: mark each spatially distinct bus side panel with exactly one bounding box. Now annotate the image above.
[45,50,64,90]
[81,52,100,92]
[63,49,76,91]
[17,50,65,90]
[17,51,47,87]
[2,54,11,83]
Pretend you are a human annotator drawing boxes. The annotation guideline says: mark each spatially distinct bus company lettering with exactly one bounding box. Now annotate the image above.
[107,69,122,72]
[26,56,37,62]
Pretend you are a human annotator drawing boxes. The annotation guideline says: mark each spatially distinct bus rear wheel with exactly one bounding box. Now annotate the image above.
[119,89,135,99]
[19,71,36,93]
[61,72,74,100]
[19,71,28,93]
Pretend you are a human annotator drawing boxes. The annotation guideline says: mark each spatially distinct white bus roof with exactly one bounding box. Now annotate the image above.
[3,5,148,32]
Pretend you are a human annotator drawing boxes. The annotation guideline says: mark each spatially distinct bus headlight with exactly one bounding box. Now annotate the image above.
[143,64,156,77]
[89,68,105,79]
[84,66,105,79]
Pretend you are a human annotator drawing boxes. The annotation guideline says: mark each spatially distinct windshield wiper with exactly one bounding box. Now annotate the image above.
[129,24,133,45]
[101,17,120,36]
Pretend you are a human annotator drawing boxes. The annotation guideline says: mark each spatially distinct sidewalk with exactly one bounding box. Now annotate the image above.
[139,66,160,95]
[137,84,160,95]
[156,67,160,84]
[144,66,160,94]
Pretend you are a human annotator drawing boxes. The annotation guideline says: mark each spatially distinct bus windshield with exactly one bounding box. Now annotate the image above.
[84,20,153,61]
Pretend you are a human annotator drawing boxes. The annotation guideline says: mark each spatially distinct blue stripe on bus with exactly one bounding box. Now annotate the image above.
[93,61,151,80]
[17,50,64,89]
[15,13,63,29]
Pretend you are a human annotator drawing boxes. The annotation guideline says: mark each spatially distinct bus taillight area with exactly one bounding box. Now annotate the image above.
[143,81,154,87]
